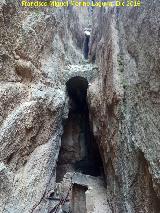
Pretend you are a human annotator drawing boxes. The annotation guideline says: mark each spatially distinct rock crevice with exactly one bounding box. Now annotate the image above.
[0,1,160,213]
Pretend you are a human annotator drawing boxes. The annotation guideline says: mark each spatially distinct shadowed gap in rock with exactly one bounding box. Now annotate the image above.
[71,183,88,213]
[56,76,103,182]
[83,32,90,59]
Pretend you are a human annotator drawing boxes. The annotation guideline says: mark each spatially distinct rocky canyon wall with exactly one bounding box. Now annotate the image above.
[0,0,160,212]
[88,1,160,212]
[0,1,91,212]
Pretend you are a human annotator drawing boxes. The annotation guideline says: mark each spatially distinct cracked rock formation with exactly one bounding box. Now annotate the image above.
[88,0,160,212]
[0,1,89,212]
[0,0,160,212]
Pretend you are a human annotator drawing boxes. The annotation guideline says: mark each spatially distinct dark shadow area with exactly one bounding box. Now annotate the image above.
[83,34,90,60]
[72,183,88,213]
[66,76,88,113]
[56,76,103,182]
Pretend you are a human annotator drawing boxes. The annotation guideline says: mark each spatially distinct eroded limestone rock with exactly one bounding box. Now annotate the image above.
[88,1,160,212]
[0,1,89,212]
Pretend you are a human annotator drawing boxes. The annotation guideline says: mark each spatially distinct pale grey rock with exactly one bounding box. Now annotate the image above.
[1,0,160,212]
[0,1,92,212]
[62,63,98,84]
[88,0,160,212]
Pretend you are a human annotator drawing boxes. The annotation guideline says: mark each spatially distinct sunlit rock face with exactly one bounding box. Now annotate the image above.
[88,1,160,212]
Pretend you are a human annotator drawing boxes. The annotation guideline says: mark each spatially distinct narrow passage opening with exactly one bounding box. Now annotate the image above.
[71,183,88,213]
[56,76,103,183]
[83,30,90,59]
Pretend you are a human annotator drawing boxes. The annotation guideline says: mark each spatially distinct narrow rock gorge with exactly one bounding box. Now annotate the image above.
[0,0,160,213]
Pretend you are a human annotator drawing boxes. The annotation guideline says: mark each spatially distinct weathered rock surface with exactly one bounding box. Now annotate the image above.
[0,1,91,212]
[1,0,160,212]
[72,172,111,213]
[58,172,112,213]
[88,0,160,212]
